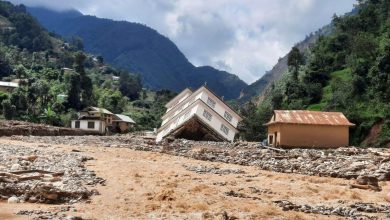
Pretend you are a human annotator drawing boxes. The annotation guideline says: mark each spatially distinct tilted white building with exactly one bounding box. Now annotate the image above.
[156,86,242,142]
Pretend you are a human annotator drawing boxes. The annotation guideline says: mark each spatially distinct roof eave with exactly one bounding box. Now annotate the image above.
[266,122,356,126]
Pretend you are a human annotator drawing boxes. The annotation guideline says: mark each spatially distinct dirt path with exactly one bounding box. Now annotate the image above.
[1,138,389,219]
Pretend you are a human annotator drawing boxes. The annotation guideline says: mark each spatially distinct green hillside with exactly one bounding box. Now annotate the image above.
[0,1,147,127]
[240,0,390,147]
[27,7,247,100]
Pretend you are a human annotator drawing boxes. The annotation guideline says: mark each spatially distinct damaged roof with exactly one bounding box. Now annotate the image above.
[266,110,355,126]
[113,114,136,124]
[82,106,113,115]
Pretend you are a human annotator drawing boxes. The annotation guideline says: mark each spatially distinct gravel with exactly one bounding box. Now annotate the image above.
[0,143,104,204]
[274,200,390,219]
[9,135,390,183]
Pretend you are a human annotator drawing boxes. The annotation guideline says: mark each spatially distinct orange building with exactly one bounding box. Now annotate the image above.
[265,110,355,148]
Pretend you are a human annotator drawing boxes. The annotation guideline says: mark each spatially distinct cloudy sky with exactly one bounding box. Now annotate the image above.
[11,0,356,84]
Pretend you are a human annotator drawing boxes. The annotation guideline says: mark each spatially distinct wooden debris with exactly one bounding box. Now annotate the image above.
[350,184,381,191]
[0,170,64,183]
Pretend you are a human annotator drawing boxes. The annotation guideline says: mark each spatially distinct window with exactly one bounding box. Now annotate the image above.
[224,111,233,122]
[207,97,216,108]
[88,121,95,129]
[203,110,212,121]
[220,124,229,135]
[75,121,80,128]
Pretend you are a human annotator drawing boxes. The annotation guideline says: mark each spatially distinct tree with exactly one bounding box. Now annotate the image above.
[40,106,59,125]
[98,89,128,113]
[239,102,273,141]
[97,56,104,65]
[70,36,84,51]
[74,52,93,107]
[287,46,304,80]
[65,72,81,109]
[14,64,27,78]
[2,99,15,119]
[119,72,142,100]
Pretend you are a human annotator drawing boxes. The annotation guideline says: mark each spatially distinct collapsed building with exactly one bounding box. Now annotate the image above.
[156,86,242,142]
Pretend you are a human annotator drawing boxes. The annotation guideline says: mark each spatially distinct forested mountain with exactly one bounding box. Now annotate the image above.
[27,7,247,100]
[0,1,145,126]
[238,25,332,103]
[241,0,390,147]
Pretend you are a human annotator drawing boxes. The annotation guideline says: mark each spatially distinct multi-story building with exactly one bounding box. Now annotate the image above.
[71,106,136,134]
[156,86,242,142]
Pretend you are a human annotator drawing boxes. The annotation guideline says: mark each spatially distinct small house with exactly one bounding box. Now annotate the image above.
[71,107,136,134]
[156,86,242,142]
[71,107,114,134]
[112,114,136,133]
[265,110,355,148]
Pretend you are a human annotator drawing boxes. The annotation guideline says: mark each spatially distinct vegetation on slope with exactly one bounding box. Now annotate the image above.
[240,0,390,147]
[238,25,331,104]
[0,1,175,130]
[27,7,247,100]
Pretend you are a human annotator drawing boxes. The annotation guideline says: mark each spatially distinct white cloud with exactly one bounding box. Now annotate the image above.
[10,0,356,83]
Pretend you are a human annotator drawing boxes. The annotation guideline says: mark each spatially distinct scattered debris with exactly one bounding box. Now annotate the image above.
[9,136,390,183]
[183,165,244,175]
[274,200,390,219]
[0,144,104,204]
[350,175,382,191]
[17,206,83,220]
[224,190,262,201]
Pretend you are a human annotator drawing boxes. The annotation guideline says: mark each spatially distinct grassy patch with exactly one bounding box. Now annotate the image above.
[307,103,326,111]
[330,68,352,81]
[307,68,351,111]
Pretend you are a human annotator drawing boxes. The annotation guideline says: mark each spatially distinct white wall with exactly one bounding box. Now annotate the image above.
[71,120,106,133]
[156,101,236,142]
[166,90,192,112]
[199,91,239,127]
[194,102,236,141]
[162,92,203,126]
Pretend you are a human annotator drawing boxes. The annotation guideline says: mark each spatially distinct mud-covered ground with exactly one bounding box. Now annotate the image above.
[1,135,390,219]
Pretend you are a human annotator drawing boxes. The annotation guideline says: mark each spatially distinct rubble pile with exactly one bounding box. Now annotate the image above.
[274,200,390,219]
[169,140,390,182]
[9,136,390,182]
[0,144,103,204]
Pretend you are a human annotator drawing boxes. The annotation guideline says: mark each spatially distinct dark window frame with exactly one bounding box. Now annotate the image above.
[220,124,229,135]
[87,121,95,129]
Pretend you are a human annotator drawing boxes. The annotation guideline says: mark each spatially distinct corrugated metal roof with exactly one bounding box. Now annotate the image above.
[0,81,19,87]
[266,110,355,126]
[86,106,113,115]
[114,114,135,123]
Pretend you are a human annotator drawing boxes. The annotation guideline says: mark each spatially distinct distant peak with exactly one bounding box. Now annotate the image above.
[27,6,83,18]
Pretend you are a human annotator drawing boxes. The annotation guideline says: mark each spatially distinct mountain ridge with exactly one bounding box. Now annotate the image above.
[27,7,247,100]
[238,26,332,104]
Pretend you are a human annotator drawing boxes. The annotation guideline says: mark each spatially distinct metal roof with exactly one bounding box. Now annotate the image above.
[266,110,355,126]
[0,81,19,88]
[82,106,113,115]
[113,114,136,124]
